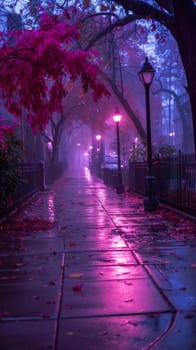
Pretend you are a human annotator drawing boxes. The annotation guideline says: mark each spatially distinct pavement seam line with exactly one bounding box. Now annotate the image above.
[143,264,177,313]
[53,251,65,350]
[142,311,179,350]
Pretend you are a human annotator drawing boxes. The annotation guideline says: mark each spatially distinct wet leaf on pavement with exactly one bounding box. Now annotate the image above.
[69,273,83,279]
[72,284,83,292]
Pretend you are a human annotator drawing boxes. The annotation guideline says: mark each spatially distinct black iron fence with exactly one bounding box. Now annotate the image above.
[102,167,129,189]
[102,152,196,216]
[0,162,45,219]
[45,161,67,184]
[129,152,196,216]
[14,162,45,201]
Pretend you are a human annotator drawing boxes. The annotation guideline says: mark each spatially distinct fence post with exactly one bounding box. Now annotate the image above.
[37,161,45,191]
[178,150,182,202]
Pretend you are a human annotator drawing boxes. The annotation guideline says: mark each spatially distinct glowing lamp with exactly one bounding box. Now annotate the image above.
[96,135,101,141]
[138,57,155,86]
[138,57,158,211]
[112,108,124,193]
[113,109,122,123]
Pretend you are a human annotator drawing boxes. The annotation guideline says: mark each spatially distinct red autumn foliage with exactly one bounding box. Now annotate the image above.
[160,208,196,237]
[0,217,54,234]
[0,11,110,137]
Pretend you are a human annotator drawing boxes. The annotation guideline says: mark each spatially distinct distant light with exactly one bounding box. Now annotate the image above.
[169,132,175,136]
[48,142,53,151]
[113,107,122,123]
[77,143,81,146]
[84,152,88,157]
[96,135,101,141]
[89,146,93,150]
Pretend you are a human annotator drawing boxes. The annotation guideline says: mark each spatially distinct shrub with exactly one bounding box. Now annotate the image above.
[0,134,23,212]
[129,140,177,162]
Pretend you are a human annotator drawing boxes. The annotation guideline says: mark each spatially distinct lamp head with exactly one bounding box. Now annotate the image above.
[113,107,122,123]
[96,134,101,141]
[138,57,155,86]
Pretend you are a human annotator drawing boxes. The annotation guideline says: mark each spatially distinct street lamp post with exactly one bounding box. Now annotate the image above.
[96,134,102,177]
[77,143,81,169]
[96,134,101,151]
[113,108,124,194]
[138,57,159,211]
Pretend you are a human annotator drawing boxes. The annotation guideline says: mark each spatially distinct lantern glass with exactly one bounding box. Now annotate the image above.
[138,57,155,86]
[113,108,122,123]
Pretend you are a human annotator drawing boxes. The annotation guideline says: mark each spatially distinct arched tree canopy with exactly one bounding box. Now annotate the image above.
[88,0,196,152]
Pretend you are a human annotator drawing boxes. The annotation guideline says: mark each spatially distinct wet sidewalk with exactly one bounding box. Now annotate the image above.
[0,167,196,350]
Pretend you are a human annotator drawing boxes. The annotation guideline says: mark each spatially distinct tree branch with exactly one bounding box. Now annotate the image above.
[113,0,174,28]
[103,73,146,139]
[85,14,141,50]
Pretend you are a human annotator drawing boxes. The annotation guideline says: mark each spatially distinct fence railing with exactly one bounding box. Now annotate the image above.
[128,152,196,216]
[102,152,196,216]
[15,162,45,200]
[0,162,45,219]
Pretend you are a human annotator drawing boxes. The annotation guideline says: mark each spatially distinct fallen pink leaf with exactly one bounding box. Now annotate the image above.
[124,281,132,286]
[72,284,83,292]
[184,313,194,319]
[179,287,186,291]
[46,300,56,304]
[69,273,83,279]
[69,242,76,247]
[128,321,138,326]
[48,280,56,286]
[41,313,50,318]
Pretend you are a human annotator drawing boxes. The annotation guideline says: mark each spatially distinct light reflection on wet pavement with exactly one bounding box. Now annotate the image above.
[0,167,195,349]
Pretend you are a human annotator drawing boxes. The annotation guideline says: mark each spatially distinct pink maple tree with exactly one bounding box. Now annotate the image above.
[0,11,110,140]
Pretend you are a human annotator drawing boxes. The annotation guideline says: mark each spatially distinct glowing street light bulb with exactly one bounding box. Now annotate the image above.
[47,142,53,151]
[96,135,101,141]
[113,108,124,193]
[113,113,122,123]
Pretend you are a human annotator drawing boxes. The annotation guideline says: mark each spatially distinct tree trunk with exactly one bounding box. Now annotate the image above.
[106,76,146,139]
[172,0,196,154]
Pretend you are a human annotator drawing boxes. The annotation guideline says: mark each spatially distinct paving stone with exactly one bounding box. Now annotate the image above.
[57,314,172,350]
